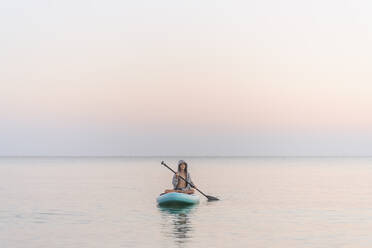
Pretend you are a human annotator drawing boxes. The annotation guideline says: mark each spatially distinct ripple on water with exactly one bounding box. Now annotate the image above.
[158,205,198,245]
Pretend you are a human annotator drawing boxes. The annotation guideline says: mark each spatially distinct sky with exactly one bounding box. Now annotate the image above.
[1,0,372,156]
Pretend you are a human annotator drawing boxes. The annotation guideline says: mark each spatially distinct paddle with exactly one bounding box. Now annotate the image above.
[161,161,219,201]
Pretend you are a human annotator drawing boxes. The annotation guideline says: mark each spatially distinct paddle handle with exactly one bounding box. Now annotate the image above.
[160,161,209,198]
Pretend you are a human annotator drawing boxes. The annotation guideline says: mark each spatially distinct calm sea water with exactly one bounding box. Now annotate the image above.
[2,157,372,247]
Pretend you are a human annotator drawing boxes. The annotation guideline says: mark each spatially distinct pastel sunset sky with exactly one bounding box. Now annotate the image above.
[1,0,372,156]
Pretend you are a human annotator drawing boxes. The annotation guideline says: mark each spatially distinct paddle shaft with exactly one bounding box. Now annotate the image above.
[161,161,211,199]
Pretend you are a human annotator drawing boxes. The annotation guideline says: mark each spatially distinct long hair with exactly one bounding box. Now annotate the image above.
[177,161,188,174]
[177,161,189,187]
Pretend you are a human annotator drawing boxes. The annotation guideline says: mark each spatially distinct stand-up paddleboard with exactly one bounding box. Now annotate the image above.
[160,161,219,201]
[157,192,200,206]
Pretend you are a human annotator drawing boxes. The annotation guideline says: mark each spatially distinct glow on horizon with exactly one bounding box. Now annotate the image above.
[1,0,372,156]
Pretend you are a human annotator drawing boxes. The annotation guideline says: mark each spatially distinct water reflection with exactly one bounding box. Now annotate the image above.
[158,205,196,247]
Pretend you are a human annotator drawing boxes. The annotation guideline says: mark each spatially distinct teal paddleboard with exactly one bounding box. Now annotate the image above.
[157,192,200,206]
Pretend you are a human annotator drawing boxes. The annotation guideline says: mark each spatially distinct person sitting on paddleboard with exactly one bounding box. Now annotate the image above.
[164,160,195,194]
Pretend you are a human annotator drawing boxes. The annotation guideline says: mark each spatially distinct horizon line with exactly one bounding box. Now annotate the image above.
[1,155,372,158]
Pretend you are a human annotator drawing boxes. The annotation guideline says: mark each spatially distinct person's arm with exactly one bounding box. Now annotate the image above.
[172,174,179,189]
[187,174,196,189]
[190,178,195,187]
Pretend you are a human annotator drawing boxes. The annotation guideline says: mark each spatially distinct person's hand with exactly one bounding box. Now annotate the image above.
[175,172,179,178]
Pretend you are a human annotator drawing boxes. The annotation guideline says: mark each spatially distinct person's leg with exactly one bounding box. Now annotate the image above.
[184,189,195,194]
[165,188,194,194]
[164,189,176,193]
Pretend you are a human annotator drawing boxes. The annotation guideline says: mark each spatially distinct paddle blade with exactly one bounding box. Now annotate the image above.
[206,195,219,201]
